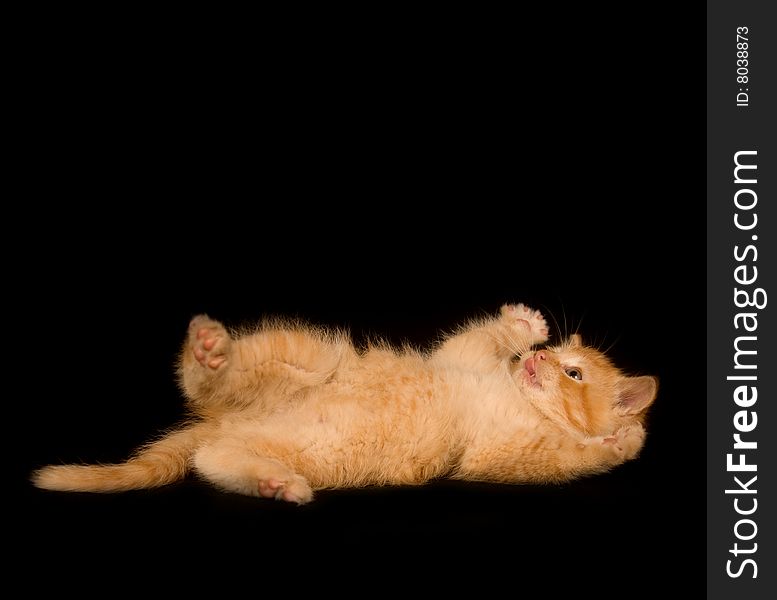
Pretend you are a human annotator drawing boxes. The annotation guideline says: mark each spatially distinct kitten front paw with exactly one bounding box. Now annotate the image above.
[188,315,232,370]
[602,423,646,461]
[500,303,550,344]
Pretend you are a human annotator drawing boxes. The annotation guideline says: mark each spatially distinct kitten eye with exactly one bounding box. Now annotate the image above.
[565,367,583,381]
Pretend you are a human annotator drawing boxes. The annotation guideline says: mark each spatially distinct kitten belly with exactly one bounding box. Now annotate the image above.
[221,375,460,490]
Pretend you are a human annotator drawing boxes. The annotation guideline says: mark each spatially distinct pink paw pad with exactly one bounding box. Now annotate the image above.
[501,303,550,342]
[257,478,309,504]
[603,436,620,446]
[188,316,230,370]
[258,478,284,498]
[282,490,302,503]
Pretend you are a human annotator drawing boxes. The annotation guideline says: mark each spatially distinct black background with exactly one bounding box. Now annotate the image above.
[13,6,703,594]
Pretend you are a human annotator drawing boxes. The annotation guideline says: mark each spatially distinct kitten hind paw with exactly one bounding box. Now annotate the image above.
[257,476,313,505]
[501,303,550,343]
[188,315,231,370]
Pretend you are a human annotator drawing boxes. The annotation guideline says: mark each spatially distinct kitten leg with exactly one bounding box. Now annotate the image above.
[180,316,353,413]
[432,303,549,371]
[462,423,646,484]
[193,442,313,504]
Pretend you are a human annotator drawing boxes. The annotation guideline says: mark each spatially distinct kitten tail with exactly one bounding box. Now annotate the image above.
[31,424,207,492]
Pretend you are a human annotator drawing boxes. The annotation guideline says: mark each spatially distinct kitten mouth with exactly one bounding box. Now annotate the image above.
[521,357,542,388]
[525,356,537,376]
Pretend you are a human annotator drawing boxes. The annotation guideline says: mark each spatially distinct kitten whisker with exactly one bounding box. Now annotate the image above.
[602,332,621,356]
[487,328,524,358]
[573,310,586,338]
[542,302,564,344]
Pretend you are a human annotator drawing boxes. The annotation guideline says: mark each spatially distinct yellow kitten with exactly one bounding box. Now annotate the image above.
[32,304,657,504]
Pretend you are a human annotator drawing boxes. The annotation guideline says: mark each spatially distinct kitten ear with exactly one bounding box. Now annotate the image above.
[616,376,658,415]
[568,334,583,348]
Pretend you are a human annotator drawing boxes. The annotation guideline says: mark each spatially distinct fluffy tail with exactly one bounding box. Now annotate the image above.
[32,424,207,493]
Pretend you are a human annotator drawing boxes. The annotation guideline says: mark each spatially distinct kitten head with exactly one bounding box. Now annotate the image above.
[513,334,657,437]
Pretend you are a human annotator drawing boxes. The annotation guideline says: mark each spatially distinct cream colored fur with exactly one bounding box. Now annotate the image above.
[33,304,657,504]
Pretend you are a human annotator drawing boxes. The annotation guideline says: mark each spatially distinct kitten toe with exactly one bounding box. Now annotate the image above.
[281,490,301,503]
[275,476,313,505]
[256,469,313,504]
[258,478,288,498]
[258,480,276,498]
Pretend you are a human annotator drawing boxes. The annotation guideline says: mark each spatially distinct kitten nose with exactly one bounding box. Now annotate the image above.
[535,350,547,361]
